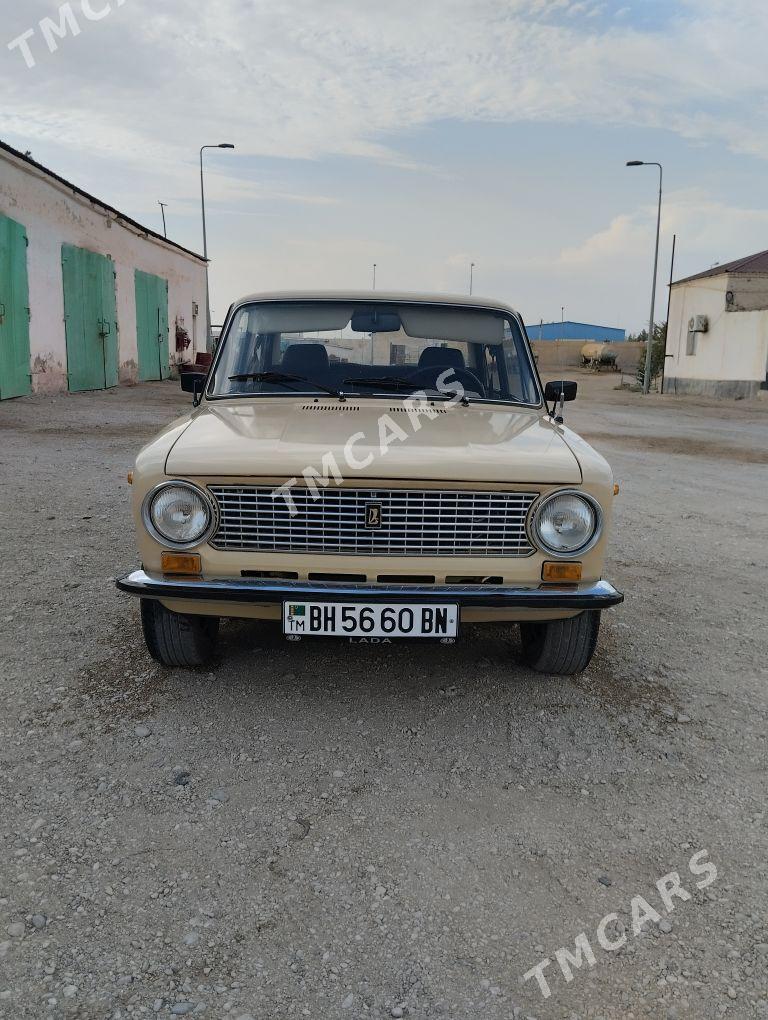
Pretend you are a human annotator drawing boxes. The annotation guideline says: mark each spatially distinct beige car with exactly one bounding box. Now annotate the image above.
[117,291,623,674]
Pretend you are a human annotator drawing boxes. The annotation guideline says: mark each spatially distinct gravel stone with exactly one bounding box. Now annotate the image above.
[5,924,24,939]
[134,724,151,738]
[31,915,46,930]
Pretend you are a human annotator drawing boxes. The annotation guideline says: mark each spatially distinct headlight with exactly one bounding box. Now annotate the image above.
[532,490,601,556]
[142,482,214,547]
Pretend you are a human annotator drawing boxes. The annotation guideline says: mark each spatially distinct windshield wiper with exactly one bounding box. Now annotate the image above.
[343,375,469,404]
[228,371,340,398]
[342,375,417,392]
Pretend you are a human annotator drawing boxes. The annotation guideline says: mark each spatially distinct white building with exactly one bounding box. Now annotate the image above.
[665,249,768,399]
[0,140,207,399]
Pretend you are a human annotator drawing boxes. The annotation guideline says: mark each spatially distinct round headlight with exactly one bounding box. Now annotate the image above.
[532,490,601,556]
[144,482,213,547]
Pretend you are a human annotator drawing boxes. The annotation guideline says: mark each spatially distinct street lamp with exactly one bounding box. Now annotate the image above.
[627,159,663,394]
[158,201,168,238]
[372,263,377,290]
[200,143,235,351]
[470,262,475,295]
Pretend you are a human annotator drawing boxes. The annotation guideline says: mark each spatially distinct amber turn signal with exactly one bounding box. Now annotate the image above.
[161,552,201,575]
[614,482,620,496]
[542,561,582,583]
[127,471,134,485]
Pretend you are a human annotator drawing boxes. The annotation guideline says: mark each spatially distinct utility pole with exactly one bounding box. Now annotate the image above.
[469,262,475,295]
[626,160,663,393]
[200,143,235,351]
[372,263,377,290]
[660,233,676,394]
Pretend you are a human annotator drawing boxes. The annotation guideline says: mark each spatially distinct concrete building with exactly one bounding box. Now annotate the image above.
[665,250,768,398]
[0,140,207,399]
[525,320,626,342]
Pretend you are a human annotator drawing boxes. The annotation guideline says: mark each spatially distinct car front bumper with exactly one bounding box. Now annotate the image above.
[116,570,624,610]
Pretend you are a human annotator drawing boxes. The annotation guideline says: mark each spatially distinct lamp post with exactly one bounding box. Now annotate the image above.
[470,262,475,295]
[627,160,663,394]
[200,143,235,351]
[372,263,377,290]
[158,201,167,238]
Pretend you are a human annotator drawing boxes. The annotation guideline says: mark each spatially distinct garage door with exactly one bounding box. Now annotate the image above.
[135,270,170,381]
[0,213,31,400]
[62,244,118,392]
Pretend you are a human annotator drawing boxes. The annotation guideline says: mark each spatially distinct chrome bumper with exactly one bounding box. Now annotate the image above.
[116,570,624,610]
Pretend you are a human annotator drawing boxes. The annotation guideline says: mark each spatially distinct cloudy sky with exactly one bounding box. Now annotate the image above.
[2,0,768,330]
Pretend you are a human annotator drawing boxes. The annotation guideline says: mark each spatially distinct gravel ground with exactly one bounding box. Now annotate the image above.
[1,375,767,1020]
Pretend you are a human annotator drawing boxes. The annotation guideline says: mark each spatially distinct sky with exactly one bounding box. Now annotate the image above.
[2,0,768,331]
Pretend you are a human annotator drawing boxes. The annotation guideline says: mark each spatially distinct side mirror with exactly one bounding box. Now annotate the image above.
[180,369,207,406]
[544,380,577,402]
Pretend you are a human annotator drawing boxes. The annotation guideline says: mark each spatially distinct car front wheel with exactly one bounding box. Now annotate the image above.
[519,610,600,675]
[140,598,219,668]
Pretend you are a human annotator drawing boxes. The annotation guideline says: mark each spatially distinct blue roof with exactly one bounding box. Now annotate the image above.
[525,320,626,342]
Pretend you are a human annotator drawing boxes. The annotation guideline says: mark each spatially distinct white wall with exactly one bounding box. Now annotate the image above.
[0,148,207,394]
[665,274,768,396]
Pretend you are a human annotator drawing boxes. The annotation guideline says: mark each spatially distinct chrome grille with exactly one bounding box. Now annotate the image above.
[209,486,537,556]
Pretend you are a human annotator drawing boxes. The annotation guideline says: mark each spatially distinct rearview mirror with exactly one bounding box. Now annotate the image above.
[350,309,402,333]
[544,380,577,402]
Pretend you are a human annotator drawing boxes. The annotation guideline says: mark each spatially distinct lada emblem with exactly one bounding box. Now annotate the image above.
[364,503,383,529]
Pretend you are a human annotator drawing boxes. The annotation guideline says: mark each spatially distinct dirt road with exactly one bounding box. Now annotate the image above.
[1,376,767,1019]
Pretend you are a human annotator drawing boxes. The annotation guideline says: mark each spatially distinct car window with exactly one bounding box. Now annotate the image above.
[209,302,540,405]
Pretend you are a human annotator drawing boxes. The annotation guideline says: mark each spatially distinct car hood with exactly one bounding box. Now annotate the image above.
[165,399,582,484]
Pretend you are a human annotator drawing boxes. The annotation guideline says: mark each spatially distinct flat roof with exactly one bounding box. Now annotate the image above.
[233,290,522,316]
[527,320,624,331]
[0,139,206,263]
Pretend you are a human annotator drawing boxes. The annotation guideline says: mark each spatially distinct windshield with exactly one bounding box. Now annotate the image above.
[208,301,540,406]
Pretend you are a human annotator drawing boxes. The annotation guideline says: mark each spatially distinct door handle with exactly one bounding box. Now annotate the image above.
[98,319,111,337]
[0,301,5,324]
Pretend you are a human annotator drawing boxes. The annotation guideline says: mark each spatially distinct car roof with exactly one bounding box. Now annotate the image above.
[231,290,521,317]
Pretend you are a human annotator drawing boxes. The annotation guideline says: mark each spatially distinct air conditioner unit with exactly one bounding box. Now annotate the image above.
[693,315,709,333]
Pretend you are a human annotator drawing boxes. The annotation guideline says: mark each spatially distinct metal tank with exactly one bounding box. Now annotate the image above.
[581,342,619,371]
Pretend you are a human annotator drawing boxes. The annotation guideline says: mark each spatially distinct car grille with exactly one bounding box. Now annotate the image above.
[208,486,537,557]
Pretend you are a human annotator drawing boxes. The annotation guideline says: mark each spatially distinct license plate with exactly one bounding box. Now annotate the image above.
[282,602,459,639]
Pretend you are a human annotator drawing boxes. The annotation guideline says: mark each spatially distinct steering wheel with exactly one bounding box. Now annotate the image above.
[409,365,486,398]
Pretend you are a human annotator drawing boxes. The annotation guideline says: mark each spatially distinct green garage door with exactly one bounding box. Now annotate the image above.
[135,270,170,380]
[0,213,31,400]
[62,244,118,392]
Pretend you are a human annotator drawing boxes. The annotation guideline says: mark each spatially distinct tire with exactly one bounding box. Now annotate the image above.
[519,610,600,675]
[140,598,219,668]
